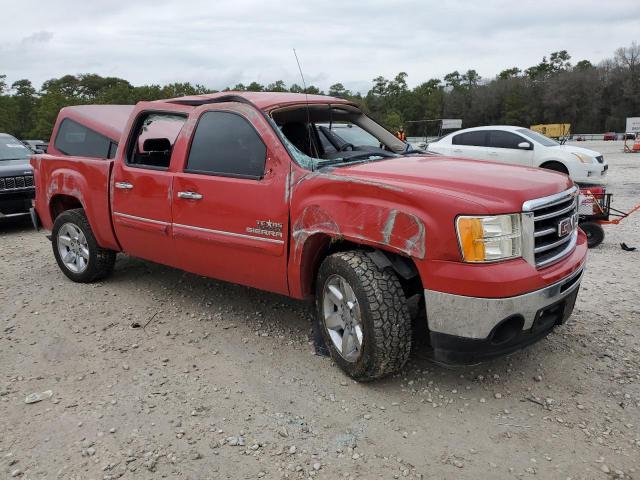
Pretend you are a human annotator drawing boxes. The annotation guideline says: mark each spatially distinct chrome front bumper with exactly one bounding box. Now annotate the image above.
[425,265,584,340]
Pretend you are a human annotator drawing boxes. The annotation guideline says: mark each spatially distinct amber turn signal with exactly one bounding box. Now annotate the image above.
[457,217,486,262]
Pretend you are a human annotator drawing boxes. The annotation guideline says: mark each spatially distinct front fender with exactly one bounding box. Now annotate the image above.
[291,204,426,262]
[287,171,431,298]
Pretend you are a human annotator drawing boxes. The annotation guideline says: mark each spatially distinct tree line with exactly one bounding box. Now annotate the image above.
[0,42,637,140]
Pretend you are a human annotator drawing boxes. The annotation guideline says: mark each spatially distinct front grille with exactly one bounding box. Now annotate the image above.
[0,175,34,191]
[524,188,578,268]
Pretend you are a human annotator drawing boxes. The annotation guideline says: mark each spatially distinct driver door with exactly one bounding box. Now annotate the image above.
[171,103,291,295]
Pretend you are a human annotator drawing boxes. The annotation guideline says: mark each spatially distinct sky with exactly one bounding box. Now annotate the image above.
[1,0,639,94]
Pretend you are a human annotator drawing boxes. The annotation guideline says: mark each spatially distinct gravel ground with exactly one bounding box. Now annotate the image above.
[1,141,639,479]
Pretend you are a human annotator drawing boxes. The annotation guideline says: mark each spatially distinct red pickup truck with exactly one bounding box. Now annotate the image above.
[31,92,587,380]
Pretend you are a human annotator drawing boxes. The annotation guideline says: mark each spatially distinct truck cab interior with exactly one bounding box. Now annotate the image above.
[271,105,408,164]
[128,113,186,169]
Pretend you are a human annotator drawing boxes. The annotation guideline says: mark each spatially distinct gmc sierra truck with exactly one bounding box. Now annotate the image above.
[31,92,587,381]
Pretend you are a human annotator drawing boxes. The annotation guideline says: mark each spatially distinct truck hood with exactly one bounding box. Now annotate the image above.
[332,155,574,213]
[0,159,33,177]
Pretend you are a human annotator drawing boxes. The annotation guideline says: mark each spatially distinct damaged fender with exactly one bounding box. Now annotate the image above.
[289,172,428,297]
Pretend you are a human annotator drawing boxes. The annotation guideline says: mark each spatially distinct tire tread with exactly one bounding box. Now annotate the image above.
[317,250,412,381]
[52,208,116,282]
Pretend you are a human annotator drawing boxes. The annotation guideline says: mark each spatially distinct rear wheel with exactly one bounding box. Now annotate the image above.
[315,251,412,381]
[52,209,116,282]
[580,221,605,248]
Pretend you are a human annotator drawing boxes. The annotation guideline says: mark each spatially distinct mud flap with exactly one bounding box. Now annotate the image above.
[30,207,41,231]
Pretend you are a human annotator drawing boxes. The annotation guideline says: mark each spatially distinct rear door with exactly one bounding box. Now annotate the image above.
[485,130,534,166]
[111,109,187,266]
[171,103,290,295]
[450,130,489,160]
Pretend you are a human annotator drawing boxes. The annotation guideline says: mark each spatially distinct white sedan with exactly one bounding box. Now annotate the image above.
[427,126,608,185]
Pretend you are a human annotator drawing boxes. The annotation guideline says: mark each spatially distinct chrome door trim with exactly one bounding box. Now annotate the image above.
[172,223,284,244]
[113,212,171,226]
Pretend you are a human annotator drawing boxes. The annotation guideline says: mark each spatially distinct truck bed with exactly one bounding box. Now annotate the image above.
[31,154,121,251]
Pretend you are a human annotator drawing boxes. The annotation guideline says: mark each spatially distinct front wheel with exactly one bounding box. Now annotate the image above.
[315,251,412,381]
[52,208,116,282]
[540,161,569,175]
[580,221,605,248]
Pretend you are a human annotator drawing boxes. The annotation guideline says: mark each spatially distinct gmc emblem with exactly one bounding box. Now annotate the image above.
[558,216,575,237]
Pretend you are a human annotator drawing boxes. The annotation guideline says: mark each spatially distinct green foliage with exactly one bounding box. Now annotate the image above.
[383,111,404,132]
[574,60,593,71]
[266,80,288,92]
[246,82,264,92]
[498,67,521,80]
[0,43,637,140]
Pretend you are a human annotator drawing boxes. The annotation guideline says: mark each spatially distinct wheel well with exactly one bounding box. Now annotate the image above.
[50,195,83,221]
[540,161,569,175]
[299,234,422,299]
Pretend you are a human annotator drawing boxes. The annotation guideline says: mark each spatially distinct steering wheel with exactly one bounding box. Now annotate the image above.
[339,143,355,152]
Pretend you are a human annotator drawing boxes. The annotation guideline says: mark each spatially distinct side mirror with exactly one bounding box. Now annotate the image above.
[517,141,532,150]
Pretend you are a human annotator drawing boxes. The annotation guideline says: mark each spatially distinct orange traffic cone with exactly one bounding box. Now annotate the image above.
[633,139,640,152]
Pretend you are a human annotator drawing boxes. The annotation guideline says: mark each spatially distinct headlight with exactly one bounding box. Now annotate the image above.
[456,214,522,262]
[571,153,594,164]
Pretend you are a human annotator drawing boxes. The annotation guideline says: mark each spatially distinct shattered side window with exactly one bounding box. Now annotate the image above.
[265,116,315,170]
[279,133,316,170]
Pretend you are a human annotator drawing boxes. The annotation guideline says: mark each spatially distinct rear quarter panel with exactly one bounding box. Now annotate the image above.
[31,154,120,251]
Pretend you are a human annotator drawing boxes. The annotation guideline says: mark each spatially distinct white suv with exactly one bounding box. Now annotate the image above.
[427,126,608,185]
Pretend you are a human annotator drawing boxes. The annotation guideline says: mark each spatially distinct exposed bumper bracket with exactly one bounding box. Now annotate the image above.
[425,264,584,340]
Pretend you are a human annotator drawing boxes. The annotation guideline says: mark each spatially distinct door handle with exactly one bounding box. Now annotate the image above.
[488,151,498,156]
[115,182,134,190]
[177,191,203,200]
[453,149,462,153]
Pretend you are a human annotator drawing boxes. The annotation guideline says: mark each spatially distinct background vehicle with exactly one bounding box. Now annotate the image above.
[427,125,608,185]
[0,133,35,218]
[22,139,49,153]
[32,93,587,380]
[530,123,570,139]
[603,132,618,141]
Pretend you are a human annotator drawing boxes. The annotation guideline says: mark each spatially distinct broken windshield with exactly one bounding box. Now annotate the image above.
[271,105,407,170]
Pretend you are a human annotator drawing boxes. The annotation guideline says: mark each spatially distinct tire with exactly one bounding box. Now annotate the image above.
[580,221,605,248]
[52,208,116,282]
[540,161,569,175]
[315,250,412,381]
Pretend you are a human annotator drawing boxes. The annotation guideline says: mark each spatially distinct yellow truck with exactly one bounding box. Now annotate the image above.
[530,123,571,139]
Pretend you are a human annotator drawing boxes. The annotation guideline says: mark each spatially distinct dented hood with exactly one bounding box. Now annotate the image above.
[331,155,574,213]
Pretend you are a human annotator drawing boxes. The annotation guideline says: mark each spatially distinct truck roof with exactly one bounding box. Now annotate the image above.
[55,93,355,144]
[58,104,135,141]
[161,91,356,111]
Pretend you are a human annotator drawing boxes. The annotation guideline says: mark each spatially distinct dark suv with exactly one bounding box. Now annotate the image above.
[0,133,35,218]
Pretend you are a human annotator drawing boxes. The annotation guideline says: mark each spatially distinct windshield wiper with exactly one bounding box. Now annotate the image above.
[315,153,388,168]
